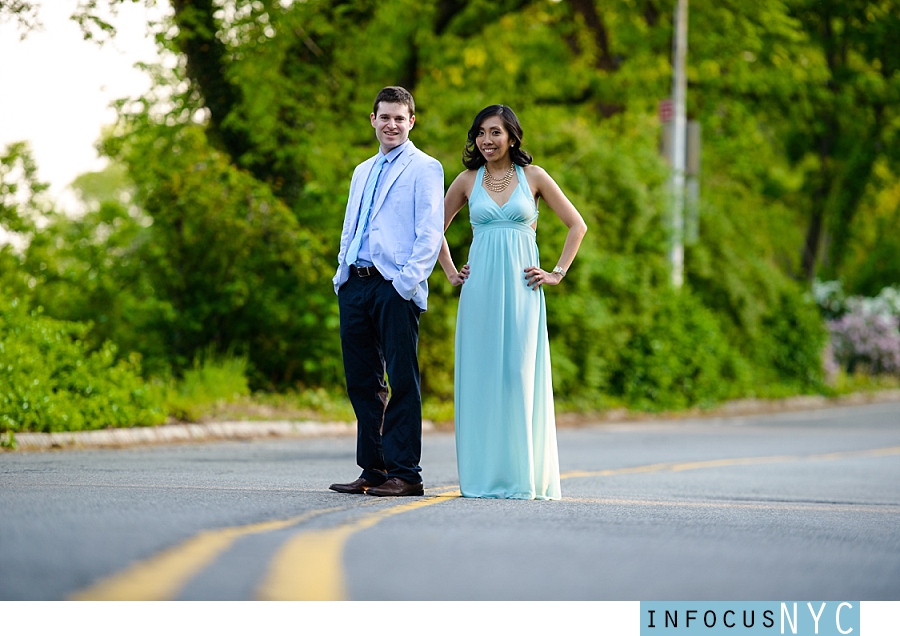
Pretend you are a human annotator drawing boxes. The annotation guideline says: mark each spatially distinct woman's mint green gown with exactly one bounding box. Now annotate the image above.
[454,164,561,500]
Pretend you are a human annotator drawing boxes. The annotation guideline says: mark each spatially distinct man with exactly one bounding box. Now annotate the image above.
[330,86,444,497]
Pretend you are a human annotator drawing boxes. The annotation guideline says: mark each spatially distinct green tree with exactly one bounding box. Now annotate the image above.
[0,0,39,33]
[0,143,167,433]
[786,0,900,283]
[7,0,860,409]
[0,141,48,298]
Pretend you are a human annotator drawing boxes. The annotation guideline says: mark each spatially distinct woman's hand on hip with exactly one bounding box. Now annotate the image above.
[525,266,562,290]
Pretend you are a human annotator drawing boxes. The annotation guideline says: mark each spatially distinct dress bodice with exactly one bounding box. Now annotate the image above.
[469,164,537,228]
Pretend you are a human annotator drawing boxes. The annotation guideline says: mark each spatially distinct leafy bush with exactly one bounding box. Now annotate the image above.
[166,351,251,422]
[610,289,751,410]
[84,122,342,388]
[757,289,828,390]
[0,296,166,433]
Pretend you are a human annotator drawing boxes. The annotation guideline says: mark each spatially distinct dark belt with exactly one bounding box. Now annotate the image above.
[350,265,380,278]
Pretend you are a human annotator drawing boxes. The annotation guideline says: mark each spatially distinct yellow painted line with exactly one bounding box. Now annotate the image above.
[257,488,461,600]
[565,496,900,514]
[562,462,678,479]
[669,454,799,472]
[812,445,900,460]
[561,445,900,480]
[70,507,342,600]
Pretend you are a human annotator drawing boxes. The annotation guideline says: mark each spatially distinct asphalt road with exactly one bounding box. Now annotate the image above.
[1,401,898,601]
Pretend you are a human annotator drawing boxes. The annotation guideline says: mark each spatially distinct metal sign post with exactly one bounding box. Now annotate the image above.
[669,0,688,288]
[685,120,701,245]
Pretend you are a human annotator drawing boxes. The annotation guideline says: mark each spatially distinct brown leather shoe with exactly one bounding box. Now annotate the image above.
[329,477,381,494]
[366,477,424,497]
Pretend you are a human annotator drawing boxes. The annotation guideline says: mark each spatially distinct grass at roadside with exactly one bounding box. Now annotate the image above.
[179,387,456,429]
[826,370,900,394]
[5,345,897,442]
[554,373,900,426]
[169,367,898,429]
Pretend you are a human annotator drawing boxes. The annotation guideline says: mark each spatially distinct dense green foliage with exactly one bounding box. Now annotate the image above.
[0,295,166,433]
[3,0,899,430]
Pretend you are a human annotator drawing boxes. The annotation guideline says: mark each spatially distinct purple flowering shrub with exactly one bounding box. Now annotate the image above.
[815,282,900,376]
[827,309,900,374]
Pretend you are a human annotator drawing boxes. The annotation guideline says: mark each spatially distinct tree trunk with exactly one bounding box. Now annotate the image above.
[171,0,251,162]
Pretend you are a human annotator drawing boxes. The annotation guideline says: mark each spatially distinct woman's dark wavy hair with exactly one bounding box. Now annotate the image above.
[462,104,533,170]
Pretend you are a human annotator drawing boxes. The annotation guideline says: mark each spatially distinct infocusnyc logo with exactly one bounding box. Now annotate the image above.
[640,602,859,635]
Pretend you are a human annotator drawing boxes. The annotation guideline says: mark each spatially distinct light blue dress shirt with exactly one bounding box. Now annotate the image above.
[354,141,408,267]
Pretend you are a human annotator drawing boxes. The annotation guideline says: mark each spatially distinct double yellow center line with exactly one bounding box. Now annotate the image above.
[71,490,461,601]
[258,489,460,600]
[71,445,900,601]
[560,445,900,479]
[70,507,341,600]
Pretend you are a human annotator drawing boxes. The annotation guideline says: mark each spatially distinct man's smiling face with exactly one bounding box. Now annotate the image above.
[371,101,415,154]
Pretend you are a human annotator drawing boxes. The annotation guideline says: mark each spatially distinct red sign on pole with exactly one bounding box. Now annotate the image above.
[659,99,673,123]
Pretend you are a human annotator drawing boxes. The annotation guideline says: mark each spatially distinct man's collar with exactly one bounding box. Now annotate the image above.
[379,140,411,163]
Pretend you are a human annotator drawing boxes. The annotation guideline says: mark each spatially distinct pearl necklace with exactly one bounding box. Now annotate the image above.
[482,164,515,193]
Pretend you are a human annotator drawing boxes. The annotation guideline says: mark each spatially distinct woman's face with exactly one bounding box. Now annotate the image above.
[476,115,513,163]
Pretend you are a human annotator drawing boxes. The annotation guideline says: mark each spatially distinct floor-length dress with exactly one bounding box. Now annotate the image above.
[454,164,561,500]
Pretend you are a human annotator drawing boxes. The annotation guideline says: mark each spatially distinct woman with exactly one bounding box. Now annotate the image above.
[438,105,587,500]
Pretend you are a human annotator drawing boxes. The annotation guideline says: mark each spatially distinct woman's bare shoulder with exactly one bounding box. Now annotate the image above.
[446,168,478,204]
[523,164,550,180]
[450,169,478,192]
[454,169,479,183]
[522,164,554,193]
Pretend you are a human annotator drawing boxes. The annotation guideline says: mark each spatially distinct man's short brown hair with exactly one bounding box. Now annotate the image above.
[373,86,415,117]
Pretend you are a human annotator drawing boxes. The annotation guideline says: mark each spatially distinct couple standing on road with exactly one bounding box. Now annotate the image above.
[329,86,587,500]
